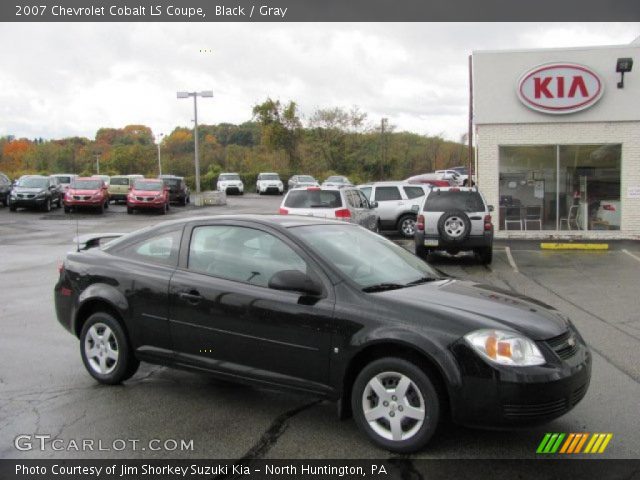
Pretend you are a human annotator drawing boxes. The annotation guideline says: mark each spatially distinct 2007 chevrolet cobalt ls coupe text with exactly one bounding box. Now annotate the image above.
[55,215,591,452]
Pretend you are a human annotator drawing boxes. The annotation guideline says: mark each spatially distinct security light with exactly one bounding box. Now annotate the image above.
[616,57,633,89]
[176,91,190,98]
[200,91,214,97]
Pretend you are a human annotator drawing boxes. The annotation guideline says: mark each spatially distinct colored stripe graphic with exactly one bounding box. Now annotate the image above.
[538,433,613,454]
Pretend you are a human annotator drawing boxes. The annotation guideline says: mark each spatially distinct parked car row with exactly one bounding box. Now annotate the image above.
[2,172,189,215]
[215,172,355,196]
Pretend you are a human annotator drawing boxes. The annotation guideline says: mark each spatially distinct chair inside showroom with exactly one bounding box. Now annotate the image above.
[560,205,579,230]
[524,205,542,230]
[504,206,523,230]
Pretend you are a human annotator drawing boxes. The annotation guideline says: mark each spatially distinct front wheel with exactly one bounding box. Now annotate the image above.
[79,312,139,384]
[352,357,441,453]
[43,198,52,212]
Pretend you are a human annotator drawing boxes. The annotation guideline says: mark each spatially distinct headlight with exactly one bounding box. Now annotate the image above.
[36,191,46,198]
[464,329,545,366]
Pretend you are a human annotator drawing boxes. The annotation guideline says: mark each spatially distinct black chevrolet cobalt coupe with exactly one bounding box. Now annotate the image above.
[55,215,591,452]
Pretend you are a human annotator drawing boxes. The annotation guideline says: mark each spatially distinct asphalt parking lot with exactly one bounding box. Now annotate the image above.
[1,194,640,460]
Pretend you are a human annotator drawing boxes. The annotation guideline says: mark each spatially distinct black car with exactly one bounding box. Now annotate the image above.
[54,216,590,452]
[0,172,11,206]
[159,175,190,205]
[9,175,63,212]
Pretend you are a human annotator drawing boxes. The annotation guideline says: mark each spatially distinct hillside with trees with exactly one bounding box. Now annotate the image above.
[0,99,471,188]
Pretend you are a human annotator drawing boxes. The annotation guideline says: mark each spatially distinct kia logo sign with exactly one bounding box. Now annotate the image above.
[517,63,604,114]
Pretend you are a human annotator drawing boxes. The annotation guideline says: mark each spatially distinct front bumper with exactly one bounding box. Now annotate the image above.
[222,186,243,194]
[128,198,166,210]
[64,198,103,207]
[9,196,48,207]
[449,337,591,427]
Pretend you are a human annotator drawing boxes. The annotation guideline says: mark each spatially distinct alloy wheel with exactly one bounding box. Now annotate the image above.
[401,218,416,236]
[443,216,465,238]
[362,371,426,441]
[84,323,119,375]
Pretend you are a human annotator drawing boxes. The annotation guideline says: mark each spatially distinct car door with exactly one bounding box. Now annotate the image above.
[355,189,377,230]
[373,186,404,229]
[168,222,335,391]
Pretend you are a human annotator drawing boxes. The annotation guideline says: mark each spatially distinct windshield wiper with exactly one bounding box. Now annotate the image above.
[405,276,440,286]
[362,283,406,293]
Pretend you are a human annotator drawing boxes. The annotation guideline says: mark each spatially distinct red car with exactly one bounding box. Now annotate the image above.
[406,173,455,188]
[63,177,109,213]
[127,179,169,214]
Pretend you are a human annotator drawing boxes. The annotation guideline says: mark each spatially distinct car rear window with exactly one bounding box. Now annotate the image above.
[423,191,485,212]
[55,176,72,184]
[284,190,342,209]
[374,186,402,201]
[403,186,426,199]
[110,177,130,186]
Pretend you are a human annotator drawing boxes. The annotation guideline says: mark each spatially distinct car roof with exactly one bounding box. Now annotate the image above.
[75,177,102,181]
[258,172,279,175]
[135,178,163,183]
[427,186,479,193]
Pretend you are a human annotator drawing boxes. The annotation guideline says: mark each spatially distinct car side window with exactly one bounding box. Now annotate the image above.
[403,186,426,199]
[188,226,308,289]
[360,187,372,200]
[112,229,182,267]
[356,190,370,208]
[345,190,359,208]
[374,186,402,202]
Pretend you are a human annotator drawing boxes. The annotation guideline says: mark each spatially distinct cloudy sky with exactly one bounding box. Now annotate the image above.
[0,22,638,141]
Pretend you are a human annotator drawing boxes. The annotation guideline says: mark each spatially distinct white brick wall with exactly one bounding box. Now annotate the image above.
[476,121,640,239]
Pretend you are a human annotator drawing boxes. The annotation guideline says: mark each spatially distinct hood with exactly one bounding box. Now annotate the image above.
[131,189,162,196]
[374,279,566,340]
[13,187,46,194]
[68,189,101,195]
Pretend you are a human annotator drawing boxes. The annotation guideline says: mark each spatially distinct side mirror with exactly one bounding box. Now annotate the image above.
[268,270,323,296]
[369,201,379,209]
[488,205,495,212]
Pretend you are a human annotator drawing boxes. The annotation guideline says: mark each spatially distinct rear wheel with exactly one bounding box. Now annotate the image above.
[352,357,441,453]
[397,214,417,238]
[80,312,139,384]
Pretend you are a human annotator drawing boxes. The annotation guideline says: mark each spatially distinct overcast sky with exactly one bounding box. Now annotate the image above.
[0,22,638,142]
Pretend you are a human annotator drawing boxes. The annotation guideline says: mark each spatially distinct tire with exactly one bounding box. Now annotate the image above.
[64,206,71,213]
[415,245,430,259]
[43,198,51,212]
[56,197,62,209]
[99,201,105,214]
[160,204,167,215]
[352,357,441,453]
[127,207,133,215]
[79,312,139,384]
[9,204,17,212]
[437,210,471,243]
[182,196,187,206]
[104,200,109,209]
[397,214,417,238]
[477,247,493,265]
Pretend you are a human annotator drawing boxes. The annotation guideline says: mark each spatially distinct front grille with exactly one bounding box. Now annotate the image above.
[503,398,568,419]
[18,194,35,199]
[545,330,579,360]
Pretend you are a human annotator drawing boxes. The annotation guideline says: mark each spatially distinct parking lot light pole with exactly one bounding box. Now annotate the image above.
[177,91,213,194]
[156,133,164,176]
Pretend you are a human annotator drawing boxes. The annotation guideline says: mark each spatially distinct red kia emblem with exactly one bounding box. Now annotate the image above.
[517,63,604,114]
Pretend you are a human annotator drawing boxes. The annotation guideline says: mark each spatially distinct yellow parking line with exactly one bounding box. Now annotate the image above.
[540,243,608,250]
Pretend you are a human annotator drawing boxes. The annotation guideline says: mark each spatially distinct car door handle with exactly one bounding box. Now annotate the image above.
[469,216,482,220]
[179,290,203,304]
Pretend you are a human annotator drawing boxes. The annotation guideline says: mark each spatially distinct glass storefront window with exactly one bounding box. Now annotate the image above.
[498,145,621,231]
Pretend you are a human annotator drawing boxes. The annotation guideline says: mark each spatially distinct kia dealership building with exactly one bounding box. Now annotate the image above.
[473,40,639,239]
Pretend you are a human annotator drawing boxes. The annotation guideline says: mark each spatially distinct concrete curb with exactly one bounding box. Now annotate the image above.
[540,243,609,250]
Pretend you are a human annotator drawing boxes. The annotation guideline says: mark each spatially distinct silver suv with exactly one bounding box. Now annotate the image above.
[414,187,494,264]
[279,186,379,232]
[358,182,430,238]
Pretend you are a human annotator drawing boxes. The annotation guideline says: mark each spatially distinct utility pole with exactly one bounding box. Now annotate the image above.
[468,54,474,184]
[177,91,213,194]
[95,154,100,174]
[380,118,388,180]
[156,133,164,176]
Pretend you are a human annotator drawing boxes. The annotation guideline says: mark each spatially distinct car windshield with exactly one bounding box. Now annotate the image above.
[162,178,180,186]
[284,190,342,209]
[291,224,440,289]
[134,181,163,191]
[423,191,485,212]
[72,180,102,189]
[110,177,129,186]
[326,176,347,183]
[18,177,48,188]
[220,174,240,181]
[297,176,315,182]
[260,174,280,181]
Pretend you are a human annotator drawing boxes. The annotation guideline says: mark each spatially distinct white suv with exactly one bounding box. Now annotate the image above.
[414,187,494,264]
[217,173,244,195]
[256,172,284,195]
[358,182,430,238]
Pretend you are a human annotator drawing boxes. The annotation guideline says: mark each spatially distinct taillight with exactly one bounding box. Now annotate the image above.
[484,215,493,231]
[416,214,425,231]
[278,207,289,215]
[335,208,351,219]
[602,204,616,211]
